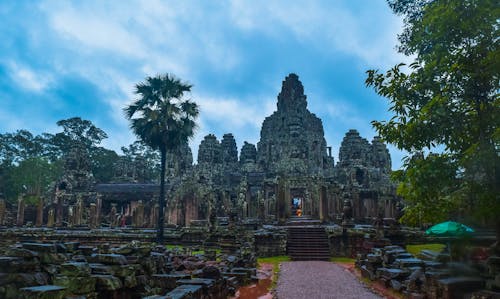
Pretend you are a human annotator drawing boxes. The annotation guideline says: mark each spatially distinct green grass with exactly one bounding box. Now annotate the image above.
[257,256,291,289]
[330,257,355,263]
[406,243,445,257]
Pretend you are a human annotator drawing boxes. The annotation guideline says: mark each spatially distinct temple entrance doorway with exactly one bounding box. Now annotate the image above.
[291,197,302,216]
[290,188,305,217]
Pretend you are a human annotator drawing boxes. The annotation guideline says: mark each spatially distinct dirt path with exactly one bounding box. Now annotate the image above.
[275,261,383,299]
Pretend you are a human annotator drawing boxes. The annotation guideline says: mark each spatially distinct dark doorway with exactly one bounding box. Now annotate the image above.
[290,188,305,217]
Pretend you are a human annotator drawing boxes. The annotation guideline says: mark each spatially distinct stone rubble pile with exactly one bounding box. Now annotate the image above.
[356,245,500,298]
[0,241,257,299]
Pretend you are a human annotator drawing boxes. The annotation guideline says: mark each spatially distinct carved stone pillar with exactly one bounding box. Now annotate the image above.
[55,192,63,227]
[136,200,144,227]
[75,196,83,226]
[150,203,159,228]
[110,203,117,228]
[96,194,102,227]
[16,194,25,227]
[47,207,55,227]
[68,206,74,227]
[89,203,97,229]
[36,197,44,227]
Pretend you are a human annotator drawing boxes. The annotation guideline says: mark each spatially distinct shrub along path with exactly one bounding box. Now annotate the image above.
[275,261,383,299]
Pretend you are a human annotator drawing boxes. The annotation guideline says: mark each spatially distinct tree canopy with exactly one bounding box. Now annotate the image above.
[366,0,499,226]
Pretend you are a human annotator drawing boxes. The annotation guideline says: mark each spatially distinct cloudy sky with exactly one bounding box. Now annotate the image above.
[0,1,411,169]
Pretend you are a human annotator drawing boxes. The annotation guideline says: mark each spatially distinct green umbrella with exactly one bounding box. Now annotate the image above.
[425,221,474,236]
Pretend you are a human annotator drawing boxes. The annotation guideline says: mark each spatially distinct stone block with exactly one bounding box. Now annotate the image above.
[53,275,96,294]
[124,275,137,288]
[93,275,123,291]
[5,248,39,258]
[177,278,215,288]
[78,246,97,256]
[0,257,38,273]
[152,273,191,291]
[89,263,113,275]
[0,272,41,287]
[390,279,403,291]
[376,267,409,280]
[63,242,80,252]
[60,262,91,277]
[22,243,57,253]
[360,265,375,280]
[19,285,67,299]
[109,264,137,278]
[38,252,66,264]
[164,284,203,299]
[91,254,127,265]
[394,258,424,269]
[438,277,485,299]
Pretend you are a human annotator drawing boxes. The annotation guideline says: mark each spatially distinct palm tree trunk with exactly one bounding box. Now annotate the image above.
[157,147,166,243]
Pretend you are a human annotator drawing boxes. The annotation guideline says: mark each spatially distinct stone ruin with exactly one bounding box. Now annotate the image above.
[164,73,399,227]
[0,73,400,230]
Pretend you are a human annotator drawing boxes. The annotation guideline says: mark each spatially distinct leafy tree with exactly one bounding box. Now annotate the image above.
[366,0,499,233]
[124,74,199,242]
[90,147,119,183]
[0,130,62,201]
[53,117,108,153]
[120,140,160,183]
[3,157,62,204]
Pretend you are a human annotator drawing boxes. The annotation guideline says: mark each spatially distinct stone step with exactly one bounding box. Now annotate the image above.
[287,226,330,261]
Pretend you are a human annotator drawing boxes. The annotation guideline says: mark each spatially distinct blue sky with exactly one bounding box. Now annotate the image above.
[0,1,411,169]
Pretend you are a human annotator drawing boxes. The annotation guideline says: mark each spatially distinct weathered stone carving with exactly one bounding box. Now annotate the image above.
[12,73,398,229]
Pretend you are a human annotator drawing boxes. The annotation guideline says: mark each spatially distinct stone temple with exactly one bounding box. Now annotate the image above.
[4,73,399,229]
[159,73,399,226]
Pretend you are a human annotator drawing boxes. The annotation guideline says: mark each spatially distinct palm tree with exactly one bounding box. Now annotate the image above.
[124,74,199,242]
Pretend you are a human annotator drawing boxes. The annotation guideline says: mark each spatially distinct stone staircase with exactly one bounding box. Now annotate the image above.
[286,217,330,261]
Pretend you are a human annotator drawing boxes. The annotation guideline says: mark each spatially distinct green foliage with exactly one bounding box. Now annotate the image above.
[90,147,119,183]
[55,117,108,151]
[367,0,500,227]
[0,117,114,201]
[124,74,199,152]
[120,140,160,183]
[124,73,199,241]
[395,153,461,226]
[3,157,62,204]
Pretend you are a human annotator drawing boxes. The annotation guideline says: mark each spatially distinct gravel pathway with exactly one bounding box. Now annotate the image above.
[275,261,383,299]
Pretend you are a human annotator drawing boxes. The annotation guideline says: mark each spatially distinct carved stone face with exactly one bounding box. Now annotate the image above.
[286,115,303,137]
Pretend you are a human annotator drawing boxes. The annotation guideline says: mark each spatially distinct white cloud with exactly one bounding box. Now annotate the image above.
[7,61,53,92]
[229,1,408,68]
[195,94,275,129]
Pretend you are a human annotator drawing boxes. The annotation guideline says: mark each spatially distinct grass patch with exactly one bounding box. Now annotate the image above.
[330,257,355,263]
[406,243,445,257]
[257,256,291,290]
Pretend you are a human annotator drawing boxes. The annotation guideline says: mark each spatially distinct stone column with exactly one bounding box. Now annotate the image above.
[47,206,55,227]
[68,206,74,227]
[89,203,97,229]
[136,200,144,227]
[0,198,6,226]
[36,197,44,227]
[96,194,102,227]
[110,203,118,228]
[16,194,25,227]
[55,192,63,227]
[150,203,159,228]
[75,196,83,226]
